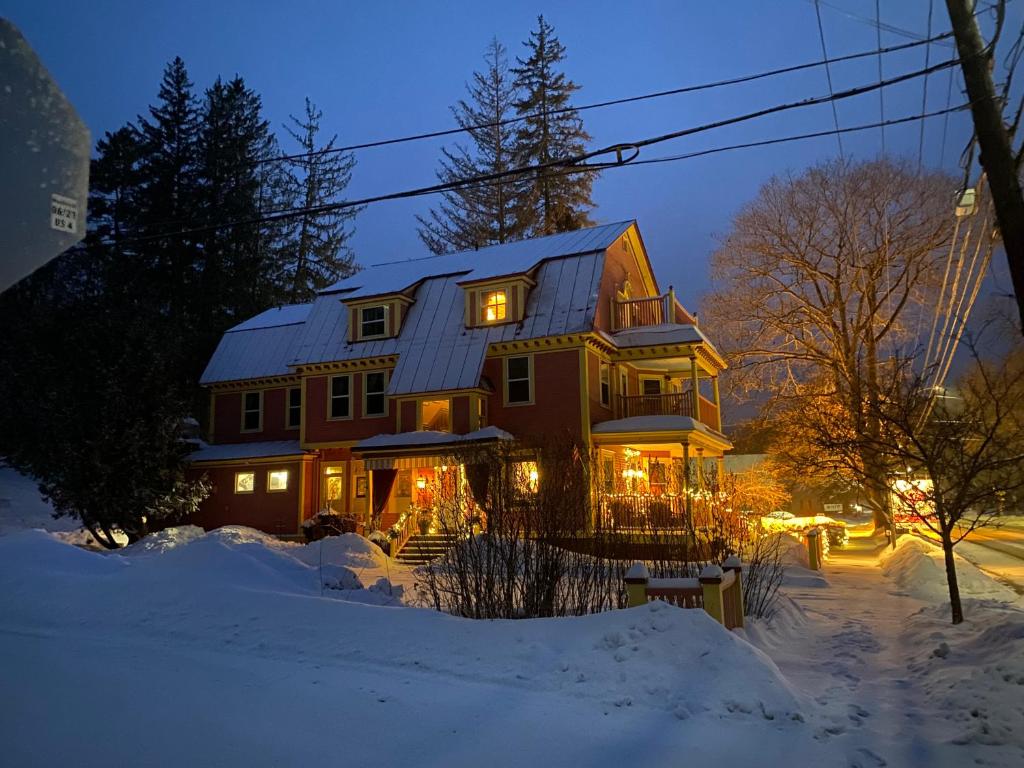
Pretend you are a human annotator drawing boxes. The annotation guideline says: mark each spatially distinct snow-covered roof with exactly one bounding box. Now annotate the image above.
[294,250,606,395]
[200,305,313,385]
[591,415,729,443]
[322,221,633,299]
[188,440,309,463]
[606,323,708,348]
[354,426,514,453]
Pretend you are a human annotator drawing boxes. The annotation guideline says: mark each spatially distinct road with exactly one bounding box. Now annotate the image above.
[914,518,1024,594]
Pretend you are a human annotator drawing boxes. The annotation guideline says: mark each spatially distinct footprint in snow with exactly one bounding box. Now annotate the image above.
[849,747,887,767]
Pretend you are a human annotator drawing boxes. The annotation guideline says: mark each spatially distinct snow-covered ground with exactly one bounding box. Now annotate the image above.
[743,534,1024,768]
[0,527,834,767]
[0,465,78,536]
[2,470,1022,767]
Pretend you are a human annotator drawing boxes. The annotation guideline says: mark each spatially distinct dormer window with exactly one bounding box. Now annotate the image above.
[462,275,534,328]
[360,305,387,338]
[481,290,507,323]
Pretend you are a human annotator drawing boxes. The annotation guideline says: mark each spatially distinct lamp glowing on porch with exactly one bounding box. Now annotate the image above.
[416,475,427,490]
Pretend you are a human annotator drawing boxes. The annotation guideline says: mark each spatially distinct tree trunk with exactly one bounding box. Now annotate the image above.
[945,0,1024,335]
[940,526,964,624]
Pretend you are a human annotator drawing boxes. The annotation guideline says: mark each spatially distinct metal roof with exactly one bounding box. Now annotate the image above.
[189,440,308,462]
[321,220,633,299]
[201,221,639,390]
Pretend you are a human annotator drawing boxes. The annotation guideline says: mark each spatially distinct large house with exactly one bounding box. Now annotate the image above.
[189,221,731,542]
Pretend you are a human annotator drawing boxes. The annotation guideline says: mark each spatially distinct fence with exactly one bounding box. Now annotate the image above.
[623,556,744,629]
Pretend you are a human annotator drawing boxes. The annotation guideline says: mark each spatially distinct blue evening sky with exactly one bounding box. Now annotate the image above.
[5,1,1018,309]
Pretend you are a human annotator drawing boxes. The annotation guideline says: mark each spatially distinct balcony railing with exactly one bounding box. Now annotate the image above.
[611,286,695,331]
[618,391,694,419]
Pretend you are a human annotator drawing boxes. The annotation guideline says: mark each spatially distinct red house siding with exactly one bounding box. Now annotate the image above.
[452,395,471,434]
[484,348,584,441]
[304,373,397,443]
[399,400,417,432]
[213,387,298,444]
[191,459,312,535]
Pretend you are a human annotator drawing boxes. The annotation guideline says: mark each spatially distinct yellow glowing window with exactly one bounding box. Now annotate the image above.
[234,472,255,494]
[481,290,507,323]
[267,470,289,492]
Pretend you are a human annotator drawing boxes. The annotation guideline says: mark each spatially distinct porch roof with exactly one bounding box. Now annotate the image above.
[591,415,732,450]
[354,426,514,454]
[188,440,310,463]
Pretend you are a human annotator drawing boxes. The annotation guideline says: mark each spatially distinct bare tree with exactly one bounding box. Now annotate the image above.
[703,159,960,530]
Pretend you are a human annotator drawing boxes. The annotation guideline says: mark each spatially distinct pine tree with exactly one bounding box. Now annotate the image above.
[418,38,530,254]
[134,57,201,322]
[512,16,595,235]
[281,97,360,300]
[195,76,281,351]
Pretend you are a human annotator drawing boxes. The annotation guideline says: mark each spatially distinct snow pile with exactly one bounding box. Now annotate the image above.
[0,466,77,536]
[0,530,810,743]
[120,524,207,555]
[882,536,1019,603]
[902,599,1024,752]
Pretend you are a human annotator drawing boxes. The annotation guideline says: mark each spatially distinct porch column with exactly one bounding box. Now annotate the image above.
[689,355,700,419]
[716,456,725,484]
[682,441,691,526]
[712,375,722,431]
[696,447,705,491]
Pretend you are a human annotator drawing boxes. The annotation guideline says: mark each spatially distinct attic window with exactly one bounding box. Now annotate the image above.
[481,290,507,323]
[360,305,387,338]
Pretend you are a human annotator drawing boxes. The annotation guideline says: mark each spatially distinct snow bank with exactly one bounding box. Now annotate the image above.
[0,529,805,724]
[881,536,1019,603]
[901,599,1024,751]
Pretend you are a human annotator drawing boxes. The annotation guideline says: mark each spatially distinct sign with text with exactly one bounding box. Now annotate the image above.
[50,194,79,234]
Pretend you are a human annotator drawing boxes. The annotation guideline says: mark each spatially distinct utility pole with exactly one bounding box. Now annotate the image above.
[945,0,1024,334]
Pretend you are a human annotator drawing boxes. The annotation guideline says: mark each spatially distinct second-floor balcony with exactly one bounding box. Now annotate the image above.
[611,287,693,331]
[615,391,722,432]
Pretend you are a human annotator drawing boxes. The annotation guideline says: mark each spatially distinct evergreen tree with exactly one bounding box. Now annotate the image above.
[512,16,595,235]
[280,97,360,300]
[418,38,530,254]
[195,76,282,359]
[134,56,201,322]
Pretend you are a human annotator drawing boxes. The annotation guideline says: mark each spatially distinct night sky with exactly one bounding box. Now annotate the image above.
[6,1,1019,310]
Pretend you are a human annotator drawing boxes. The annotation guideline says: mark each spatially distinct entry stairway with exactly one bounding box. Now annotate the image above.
[395,533,458,566]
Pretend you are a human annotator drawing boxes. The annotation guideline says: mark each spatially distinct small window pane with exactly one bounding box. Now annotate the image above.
[508,379,530,403]
[234,472,255,494]
[642,379,662,395]
[507,356,529,380]
[242,392,261,431]
[267,470,289,492]
[365,371,386,416]
[330,376,350,419]
[481,290,507,323]
[361,305,386,337]
[287,388,301,428]
[600,364,610,406]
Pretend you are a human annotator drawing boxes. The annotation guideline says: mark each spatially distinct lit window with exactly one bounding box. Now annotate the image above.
[323,466,344,514]
[600,363,611,407]
[506,356,531,404]
[481,290,507,323]
[330,375,350,419]
[364,371,386,417]
[267,470,289,492]
[421,399,450,432]
[287,387,301,429]
[242,391,261,432]
[360,305,386,338]
[234,472,255,494]
[516,461,539,493]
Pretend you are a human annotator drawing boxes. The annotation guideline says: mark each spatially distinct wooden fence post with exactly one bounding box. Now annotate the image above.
[722,555,744,629]
[624,562,650,608]
[699,564,725,624]
[807,528,821,570]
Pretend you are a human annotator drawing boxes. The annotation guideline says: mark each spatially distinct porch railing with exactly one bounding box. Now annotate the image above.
[617,391,694,419]
[624,557,744,629]
[598,494,689,531]
[697,394,721,431]
[611,286,695,331]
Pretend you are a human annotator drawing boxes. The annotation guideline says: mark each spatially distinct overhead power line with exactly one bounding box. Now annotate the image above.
[257,32,954,166]
[814,0,846,157]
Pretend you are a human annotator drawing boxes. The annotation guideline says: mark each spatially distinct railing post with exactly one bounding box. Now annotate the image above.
[699,564,725,625]
[624,562,650,607]
[807,528,821,570]
[667,285,676,323]
[722,556,744,629]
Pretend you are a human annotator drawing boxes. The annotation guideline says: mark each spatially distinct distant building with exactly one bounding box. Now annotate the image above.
[188,221,732,541]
